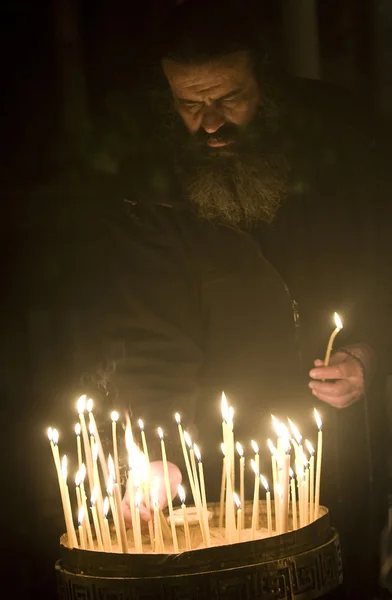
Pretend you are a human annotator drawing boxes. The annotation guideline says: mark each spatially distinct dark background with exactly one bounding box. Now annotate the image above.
[1,1,392,598]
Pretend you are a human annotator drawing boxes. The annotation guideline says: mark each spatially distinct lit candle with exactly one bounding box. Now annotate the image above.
[75,424,82,471]
[275,483,283,534]
[271,415,283,461]
[91,486,104,551]
[152,479,164,553]
[193,443,211,546]
[281,441,291,534]
[107,476,120,551]
[250,459,259,539]
[219,443,226,529]
[75,472,82,513]
[267,439,279,532]
[92,443,106,534]
[77,395,94,495]
[123,433,137,545]
[233,492,242,542]
[314,408,323,519]
[251,440,259,529]
[61,456,79,548]
[302,453,309,525]
[109,462,128,553]
[305,440,315,522]
[134,490,143,553]
[102,497,112,552]
[178,484,191,551]
[296,467,305,527]
[236,442,245,529]
[157,428,179,552]
[289,468,298,531]
[87,398,109,484]
[175,413,197,507]
[324,312,343,366]
[184,430,207,544]
[288,418,303,471]
[78,464,94,549]
[111,411,121,489]
[78,506,87,549]
[260,475,272,536]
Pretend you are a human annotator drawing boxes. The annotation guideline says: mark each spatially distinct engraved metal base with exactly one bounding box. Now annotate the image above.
[56,528,343,600]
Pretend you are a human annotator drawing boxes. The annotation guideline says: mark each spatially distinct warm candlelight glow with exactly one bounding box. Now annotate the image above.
[75,471,82,487]
[236,442,244,457]
[157,427,164,440]
[288,418,302,444]
[221,391,229,421]
[314,408,322,431]
[137,418,144,430]
[174,412,181,424]
[221,442,226,456]
[183,430,192,448]
[75,423,81,436]
[233,492,241,509]
[135,490,142,508]
[52,429,59,445]
[89,421,95,436]
[47,427,53,440]
[86,398,93,413]
[103,496,110,517]
[334,312,343,330]
[194,444,201,462]
[92,443,98,462]
[251,440,259,454]
[91,485,98,506]
[108,455,115,479]
[78,505,85,525]
[178,484,186,504]
[250,458,259,476]
[111,411,119,422]
[305,440,314,455]
[80,463,86,482]
[125,428,133,452]
[77,395,86,414]
[260,475,269,491]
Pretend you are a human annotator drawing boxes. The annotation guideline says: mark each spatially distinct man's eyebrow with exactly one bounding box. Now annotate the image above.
[176,88,243,104]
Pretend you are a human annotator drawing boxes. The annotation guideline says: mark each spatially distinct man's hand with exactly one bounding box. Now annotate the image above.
[122,460,182,527]
[308,343,377,409]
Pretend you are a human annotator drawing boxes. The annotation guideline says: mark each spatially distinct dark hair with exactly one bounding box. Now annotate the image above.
[157,0,267,66]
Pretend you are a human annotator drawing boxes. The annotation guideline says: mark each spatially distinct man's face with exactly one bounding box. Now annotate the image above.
[162,51,288,226]
[162,51,261,148]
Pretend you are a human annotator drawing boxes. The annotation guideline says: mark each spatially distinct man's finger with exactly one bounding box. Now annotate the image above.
[309,379,352,397]
[311,388,358,408]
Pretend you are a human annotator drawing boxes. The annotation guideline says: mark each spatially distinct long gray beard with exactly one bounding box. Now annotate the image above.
[177,151,289,227]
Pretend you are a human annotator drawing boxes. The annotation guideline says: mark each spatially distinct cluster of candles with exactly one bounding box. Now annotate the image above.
[47,313,343,553]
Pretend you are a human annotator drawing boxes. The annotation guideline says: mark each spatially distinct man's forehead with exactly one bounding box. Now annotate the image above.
[162,51,254,98]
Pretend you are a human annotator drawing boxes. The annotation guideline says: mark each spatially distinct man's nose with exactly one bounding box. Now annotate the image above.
[201,107,225,133]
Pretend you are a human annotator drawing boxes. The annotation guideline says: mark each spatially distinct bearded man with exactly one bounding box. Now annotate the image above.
[69,1,389,596]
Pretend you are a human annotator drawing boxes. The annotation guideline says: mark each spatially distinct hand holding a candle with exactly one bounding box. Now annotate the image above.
[309,343,375,408]
[122,460,181,525]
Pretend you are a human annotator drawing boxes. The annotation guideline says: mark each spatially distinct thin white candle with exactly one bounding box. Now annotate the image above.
[75,424,82,471]
[267,439,279,532]
[78,465,94,549]
[175,414,197,506]
[184,431,208,546]
[251,440,259,529]
[305,440,315,522]
[158,428,179,552]
[102,497,112,552]
[324,312,343,366]
[87,399,109,484]
[281,449,290,533]
[260,475,272,536]
[78,506,87,550]
[61,455,79,548]
[233,492,242,542]
[236,442,245,529]
[289,468,298,530]
[178,484,192,551]
[194,444,211,546]
[91,486,104,551]
[152,479,164,553]
[297,467,305,527]
[111,411,122,490]
[288,418,303,471]
[77,395,94,495]
[107,476,121,551]
[219,443,226,529]
[250,459,259,538]
[314,408,323,519]
[275,483,283,534]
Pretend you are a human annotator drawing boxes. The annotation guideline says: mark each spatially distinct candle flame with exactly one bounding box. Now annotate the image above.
[103,496,110,517]
[314,408,322,431]
[80,463,86,482]
[250,458,259,476]
[125,427,133,452]
[289,467,295,479]
[305,440,314,455]
[135,490,142,508]
[174,412,181,424]
[157,427,164,440]
[260,474,269,492]
[86,398,93,413]
[228,406,234,426]
[75,423,81,436]
[107,475,113,496]
[108,454,115,479]
[137,418,144,430]
[89,421,95,436]
[233,492,241,509]
[91,485,98,505]
[236,442,244,457]
[221,391,228,421]
[178,484,186,504]
[92,443,98,462]
[111,411,119,422]
[287,418,302,444]
[193,443,202,462]
[221,442,226,457]
[75,471,82,487]
[334,312,343,330]
[52,429,59,445]
[47,427,53,441]
[61,455,67,481]
[267,438,277,456]
[271,414,281,436]
[77,394,86,414]
[302,453,309,468]
[183,430,192,448]
[251,440,259,454]
[78,505,85,525]
[275,483,283,499]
